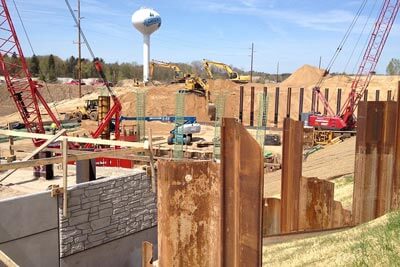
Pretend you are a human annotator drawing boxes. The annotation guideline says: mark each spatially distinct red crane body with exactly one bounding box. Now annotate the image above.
[0,0,61,146]
[0,0,121,146]
[309,0,400,130]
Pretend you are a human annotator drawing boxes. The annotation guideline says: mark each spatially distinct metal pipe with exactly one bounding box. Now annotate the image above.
[298,88,304,121]
[263,87,268,126]
[250,86,255,126]
[239,86,244,123]
[286,87,291,118]
[324,88,329,115]
[311,89,316,113]
[274,87,279,126]
[336,88,342,115]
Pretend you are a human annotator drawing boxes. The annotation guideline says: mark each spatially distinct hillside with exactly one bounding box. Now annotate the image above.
[263,211,400,266]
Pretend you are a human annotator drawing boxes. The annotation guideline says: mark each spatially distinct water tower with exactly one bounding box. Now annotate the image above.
[132,8,161,83]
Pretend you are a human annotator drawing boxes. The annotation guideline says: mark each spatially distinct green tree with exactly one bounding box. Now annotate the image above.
[47,54,57,82]
[29,54,40,77]
[386,58,400,75]
[66,56,77,78]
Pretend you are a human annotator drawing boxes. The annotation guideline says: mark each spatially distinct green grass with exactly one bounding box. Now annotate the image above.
[263,210,400,266]
[333,175,354,209]
[351,211,400,266]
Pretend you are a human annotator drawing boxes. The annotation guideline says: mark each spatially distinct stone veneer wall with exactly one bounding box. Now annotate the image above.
[59,170,157,257]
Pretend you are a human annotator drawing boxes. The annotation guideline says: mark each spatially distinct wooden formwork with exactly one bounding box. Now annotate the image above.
[353,101,398,224]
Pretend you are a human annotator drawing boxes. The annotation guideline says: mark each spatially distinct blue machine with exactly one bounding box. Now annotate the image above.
[117,116,200,145]
[118,116,197,123]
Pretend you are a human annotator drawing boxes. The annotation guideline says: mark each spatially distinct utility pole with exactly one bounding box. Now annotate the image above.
[318,56,322,69]
[77,0,82,98]
[250,42,254,83]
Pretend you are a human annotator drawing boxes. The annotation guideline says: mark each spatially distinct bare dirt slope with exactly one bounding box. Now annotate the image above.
[1,64,399,127]
[264,137,356,198]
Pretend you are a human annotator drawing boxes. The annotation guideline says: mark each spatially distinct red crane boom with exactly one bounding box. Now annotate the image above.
[0,0,121,147]
[0,0,61,146]
[309,0,400,130]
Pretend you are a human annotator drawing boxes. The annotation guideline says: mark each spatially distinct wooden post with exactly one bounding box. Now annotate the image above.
[62,137,68,218]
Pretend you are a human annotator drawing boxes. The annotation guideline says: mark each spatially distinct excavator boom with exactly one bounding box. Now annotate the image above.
[202,59,250,84]
[150,59,185,83]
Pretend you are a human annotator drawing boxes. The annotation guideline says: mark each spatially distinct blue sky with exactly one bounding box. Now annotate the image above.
[9,0,400,73]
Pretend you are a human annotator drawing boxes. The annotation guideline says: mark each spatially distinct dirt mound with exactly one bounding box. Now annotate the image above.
[0,83,97,116]
[281,64,325,88]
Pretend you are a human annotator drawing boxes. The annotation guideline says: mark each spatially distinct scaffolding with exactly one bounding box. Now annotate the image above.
[136,90,146,142]
[173,91,185,159]
[213,92,227,160]
[256,92,268,154]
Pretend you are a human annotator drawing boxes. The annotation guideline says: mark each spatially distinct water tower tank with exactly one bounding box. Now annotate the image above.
[132,8,161,83]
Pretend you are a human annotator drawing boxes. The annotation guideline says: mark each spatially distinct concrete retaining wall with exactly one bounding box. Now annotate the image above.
[60,226,157,267]
[0,192,59,267]
[59,170,157,257]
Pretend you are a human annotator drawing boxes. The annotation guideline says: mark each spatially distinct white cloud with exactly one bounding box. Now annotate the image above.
[194,1,357,32]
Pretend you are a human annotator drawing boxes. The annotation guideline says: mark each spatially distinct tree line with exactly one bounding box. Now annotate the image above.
[2,53,291,84]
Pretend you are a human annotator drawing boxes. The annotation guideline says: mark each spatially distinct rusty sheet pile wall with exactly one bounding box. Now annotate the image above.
[353,100,399,224]
[264,118,351,236]
[157,118,264,267]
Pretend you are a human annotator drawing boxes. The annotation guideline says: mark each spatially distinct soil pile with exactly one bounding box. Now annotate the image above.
[1,65,399,129]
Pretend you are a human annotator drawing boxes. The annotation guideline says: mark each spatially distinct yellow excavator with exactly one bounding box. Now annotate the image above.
[184,76,215,120]
[149,60,187,83]
[202,59,250,84]
[150,59,215,119]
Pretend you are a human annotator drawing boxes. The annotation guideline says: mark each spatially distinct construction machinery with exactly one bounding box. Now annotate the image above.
[202,59,250,84]
[0,0,62,146]
[0,0,122,148]
[308,0,400,130]
[184,76,210,97]
[150,60,187,83]
[65,99,98,121]
[118,116,201,145]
